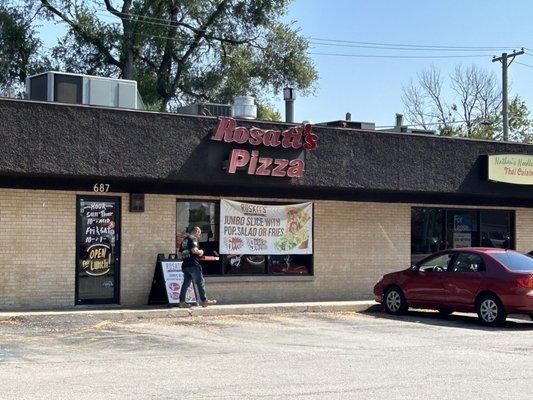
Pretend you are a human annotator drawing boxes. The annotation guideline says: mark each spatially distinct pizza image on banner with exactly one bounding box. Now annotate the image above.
[275,206,312,252]
[219,199,313,255]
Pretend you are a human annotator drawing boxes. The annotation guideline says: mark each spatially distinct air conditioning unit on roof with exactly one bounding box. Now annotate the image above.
[26,71,145,110]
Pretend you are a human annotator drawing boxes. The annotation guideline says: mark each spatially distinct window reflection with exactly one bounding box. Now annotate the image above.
[411,207,514,264]
[480,211,511,249]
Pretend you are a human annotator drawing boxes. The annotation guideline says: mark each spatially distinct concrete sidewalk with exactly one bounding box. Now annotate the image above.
[0,300,377,322]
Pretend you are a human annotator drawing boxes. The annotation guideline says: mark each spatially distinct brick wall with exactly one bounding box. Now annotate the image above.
[0,189,76,308]
[516,208,533,253]
[0,188,531,309]
[120,194,176,305]
[205,201,410,303]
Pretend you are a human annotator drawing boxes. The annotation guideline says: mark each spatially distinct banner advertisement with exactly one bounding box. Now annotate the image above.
[161,261,197,304]
[219,199,313,255]
[487,154,533,185]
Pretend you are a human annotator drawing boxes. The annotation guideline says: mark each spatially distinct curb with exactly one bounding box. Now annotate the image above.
[0,301,377,323]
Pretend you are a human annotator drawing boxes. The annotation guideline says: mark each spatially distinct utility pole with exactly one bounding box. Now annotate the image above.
[492,48,524,141]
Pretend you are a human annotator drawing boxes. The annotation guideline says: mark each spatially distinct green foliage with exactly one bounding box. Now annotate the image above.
[257,103,281,121]
[508,96,533,143]
[12,0,318,112]
[467,97,532,143]
[0,4,49,95]
[439,125,463,137]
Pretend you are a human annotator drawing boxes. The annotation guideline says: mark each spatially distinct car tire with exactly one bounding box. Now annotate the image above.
[476,294,507,326]
[438,309,453,316]
[384,287,407,315]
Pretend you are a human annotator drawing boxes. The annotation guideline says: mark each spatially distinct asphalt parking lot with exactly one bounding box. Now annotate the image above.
[0,309,531,400]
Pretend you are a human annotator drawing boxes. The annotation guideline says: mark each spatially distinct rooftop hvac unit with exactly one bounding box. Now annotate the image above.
[176,103,232,117]
[26,71,145,110]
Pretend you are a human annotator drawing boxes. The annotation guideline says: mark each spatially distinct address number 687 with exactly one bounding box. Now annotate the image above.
[93,183,110,193]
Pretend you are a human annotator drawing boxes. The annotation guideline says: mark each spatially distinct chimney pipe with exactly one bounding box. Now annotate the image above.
[395,113,403,130]
[345,112,352,121]
[283,87,295,123]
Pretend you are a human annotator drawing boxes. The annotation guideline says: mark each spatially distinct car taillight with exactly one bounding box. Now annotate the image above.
[516,276,533,289]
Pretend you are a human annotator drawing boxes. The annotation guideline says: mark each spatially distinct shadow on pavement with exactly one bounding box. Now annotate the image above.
[362,305,533,331]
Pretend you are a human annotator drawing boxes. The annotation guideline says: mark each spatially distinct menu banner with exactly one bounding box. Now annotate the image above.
[219,199,313,255]
[161,261,197,304]
[488,154,533,185]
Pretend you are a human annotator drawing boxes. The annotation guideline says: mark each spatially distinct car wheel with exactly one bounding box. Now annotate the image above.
[438,309,453,316]
[476,294,506,326]
[384,287,407,315]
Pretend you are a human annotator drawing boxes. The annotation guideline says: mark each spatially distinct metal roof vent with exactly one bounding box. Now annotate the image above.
[232,96,257,119]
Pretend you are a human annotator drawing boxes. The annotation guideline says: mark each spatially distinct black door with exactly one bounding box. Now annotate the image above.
[76,196,121,305]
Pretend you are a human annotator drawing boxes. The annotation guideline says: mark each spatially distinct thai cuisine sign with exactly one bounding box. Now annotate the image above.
[487,154,533,185]
[219,199,313,255]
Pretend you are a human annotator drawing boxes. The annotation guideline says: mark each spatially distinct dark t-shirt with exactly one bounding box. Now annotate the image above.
[180,235,201,267]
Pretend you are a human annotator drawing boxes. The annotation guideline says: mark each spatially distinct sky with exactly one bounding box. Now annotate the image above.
[37,0,533,127]
[271,0,533,127]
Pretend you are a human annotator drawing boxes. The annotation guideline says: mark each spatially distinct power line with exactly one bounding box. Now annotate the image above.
[48,14,496,60]
[308,37,516,51]
[309,41,513,52]
[375,119,474,129]
[92,9,528,56]
[309,52,492,59]
[516,61,533,69]
[35,7,532,65]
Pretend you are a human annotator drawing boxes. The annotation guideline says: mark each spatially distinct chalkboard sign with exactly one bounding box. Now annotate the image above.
[76,196,120,304]
[148,255,197,306]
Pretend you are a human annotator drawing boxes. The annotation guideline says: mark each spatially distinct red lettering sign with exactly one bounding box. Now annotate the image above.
[213,117,317,178]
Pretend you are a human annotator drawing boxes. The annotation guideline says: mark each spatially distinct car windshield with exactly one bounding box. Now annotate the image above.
[491,251,533,272]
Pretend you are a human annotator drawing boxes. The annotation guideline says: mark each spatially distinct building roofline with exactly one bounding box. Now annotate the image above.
[1,96,532,147]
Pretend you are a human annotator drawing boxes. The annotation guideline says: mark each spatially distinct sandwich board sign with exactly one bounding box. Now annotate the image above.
[148,255,197,305]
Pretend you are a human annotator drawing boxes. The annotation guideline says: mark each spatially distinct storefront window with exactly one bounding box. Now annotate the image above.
[177,200,313,276]
[480,210,512,249]
[446,210,478,249]
[176,201,222,274]
[411,208,444,260]
[411,207,514,264]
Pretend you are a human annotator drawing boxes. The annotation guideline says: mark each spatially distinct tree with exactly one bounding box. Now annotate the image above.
[0,4,49,96]
[257,103,281,121]
[12,0,316,111]
[508,96,533,143]
[401,64,532,143]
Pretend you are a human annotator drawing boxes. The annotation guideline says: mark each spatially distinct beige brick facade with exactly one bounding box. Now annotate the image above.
[516,208,533,253]
[0,188,531,309]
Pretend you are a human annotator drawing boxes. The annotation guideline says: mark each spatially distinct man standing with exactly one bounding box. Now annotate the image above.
[178,226,217,308]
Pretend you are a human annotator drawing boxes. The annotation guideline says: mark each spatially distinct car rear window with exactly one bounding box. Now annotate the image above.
[491,251,533,272]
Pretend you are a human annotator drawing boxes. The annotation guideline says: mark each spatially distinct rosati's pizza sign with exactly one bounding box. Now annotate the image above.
[211,117,318,178]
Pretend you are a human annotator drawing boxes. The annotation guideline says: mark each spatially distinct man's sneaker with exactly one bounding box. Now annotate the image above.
[200,299,217,307]
[178,302,191,308]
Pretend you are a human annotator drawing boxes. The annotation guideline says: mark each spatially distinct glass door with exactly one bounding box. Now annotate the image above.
[76,196,121,304]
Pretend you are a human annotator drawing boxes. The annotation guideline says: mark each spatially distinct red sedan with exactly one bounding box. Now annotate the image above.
[374,248,533,325]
